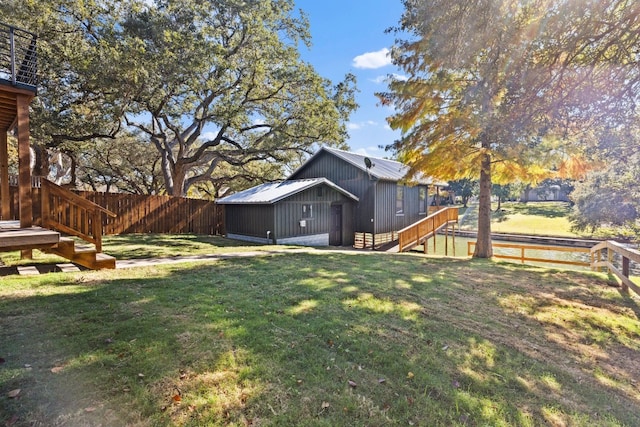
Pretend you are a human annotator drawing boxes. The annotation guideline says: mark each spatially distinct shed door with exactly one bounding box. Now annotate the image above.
[330,204,342,246]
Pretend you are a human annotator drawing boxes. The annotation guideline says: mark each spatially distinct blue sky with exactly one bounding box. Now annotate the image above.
[295,0,406,159]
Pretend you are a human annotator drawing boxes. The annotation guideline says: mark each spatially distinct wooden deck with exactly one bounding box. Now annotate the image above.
[0,220,60,251]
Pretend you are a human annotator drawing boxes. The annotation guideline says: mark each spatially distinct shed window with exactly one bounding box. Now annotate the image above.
[396,186,404,215]
[302,204,313,218]
[419,187,427,214]
[316,186,324,197]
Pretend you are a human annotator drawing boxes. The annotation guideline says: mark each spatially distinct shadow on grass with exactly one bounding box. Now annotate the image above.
[1,253,638,426]
[102,234,272,259]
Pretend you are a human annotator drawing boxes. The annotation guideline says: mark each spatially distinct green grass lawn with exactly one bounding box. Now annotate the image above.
[0,234,299,268]
[491,202,580,237]
[458,201,583,237]
[2,252,639,426]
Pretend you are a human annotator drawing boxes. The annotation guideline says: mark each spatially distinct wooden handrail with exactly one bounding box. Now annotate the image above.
[590,240,640,295]
[40,178,116,252]
[398,207,459,252]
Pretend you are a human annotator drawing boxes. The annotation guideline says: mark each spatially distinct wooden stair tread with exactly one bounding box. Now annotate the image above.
[17,266,39,276]
[56,263,81,273]
[45,235,116,270]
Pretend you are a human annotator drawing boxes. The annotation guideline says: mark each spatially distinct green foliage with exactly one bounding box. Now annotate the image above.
[380,0,640,257]
[1,0,357,195]
[448,178,477,207]
[76,133,164,194]
[570,161,640,236]
[0,0,129,146]
[115,0,357,195]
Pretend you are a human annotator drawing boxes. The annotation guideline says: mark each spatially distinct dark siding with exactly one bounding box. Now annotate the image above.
[274,184,352,239]
[339,202,355,245]
[290,151,375,232]
[225,205,274,238]
[290,151,431,236]
[374,182,429,233]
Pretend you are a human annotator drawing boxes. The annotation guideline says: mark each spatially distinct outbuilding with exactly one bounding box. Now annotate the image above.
[216,177,358,246]
[217,147,446,248]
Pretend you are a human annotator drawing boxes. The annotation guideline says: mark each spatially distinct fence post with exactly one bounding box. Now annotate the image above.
[622,256,630,291]
[521,247,525,263]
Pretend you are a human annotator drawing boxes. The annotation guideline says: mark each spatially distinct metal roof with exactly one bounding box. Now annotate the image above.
[291,147,447,186]
[215,177,359,205]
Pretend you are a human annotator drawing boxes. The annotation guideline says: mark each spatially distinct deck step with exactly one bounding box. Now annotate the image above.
[56,263,81,273]
[17,266,39,276]
[46,237,116,270]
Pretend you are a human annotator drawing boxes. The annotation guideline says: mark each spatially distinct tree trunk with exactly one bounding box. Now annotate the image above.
[474,151,493,258]
[32,144,49,177]
[172,168,186,197]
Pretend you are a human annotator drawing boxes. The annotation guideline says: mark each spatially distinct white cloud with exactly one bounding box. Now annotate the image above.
[352,48,391,69]
[348,120,379,131]
[370,73,408,84]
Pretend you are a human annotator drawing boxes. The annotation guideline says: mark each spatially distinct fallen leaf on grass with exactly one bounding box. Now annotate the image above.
[84,407,97,412]
[407,372,414,379]
[172,394,182,402]
[378,378,386,384]
[321,401,330,409]
[348,380,357,388]
[7,389,21,398]
[51,366,64,374]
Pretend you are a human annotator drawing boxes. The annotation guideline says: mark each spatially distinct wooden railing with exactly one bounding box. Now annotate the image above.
[40,179,116,252]
[398,207,459,252]
[591,241,640,295]
[467,242,592,268]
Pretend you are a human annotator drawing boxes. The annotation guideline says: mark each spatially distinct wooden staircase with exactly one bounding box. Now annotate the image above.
[45,236,115,270]
[397,207,459,253]
[0,23,116,270]
[38,178,117,269]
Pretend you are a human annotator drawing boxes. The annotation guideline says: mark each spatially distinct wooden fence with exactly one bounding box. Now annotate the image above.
[467,241,592,268]
[591,240,640,295]
[7,187,224,236]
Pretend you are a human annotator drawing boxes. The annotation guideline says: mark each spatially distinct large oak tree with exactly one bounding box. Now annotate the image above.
[379,0,640,257]
[1,0,357,196]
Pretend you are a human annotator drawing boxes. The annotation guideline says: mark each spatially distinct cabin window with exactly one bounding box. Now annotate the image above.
[302,204,313,218]
[396,186,404,215]
[419,187,427,214]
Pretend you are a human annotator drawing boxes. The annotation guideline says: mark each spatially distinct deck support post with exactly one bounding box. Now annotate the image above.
[17,94,33,259]
[0,130,9,220]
